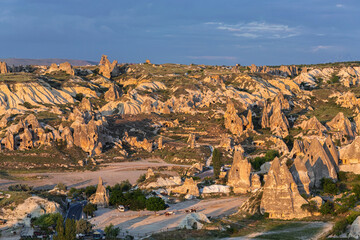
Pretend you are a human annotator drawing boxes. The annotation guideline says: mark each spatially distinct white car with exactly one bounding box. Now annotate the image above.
[118,205,125,212]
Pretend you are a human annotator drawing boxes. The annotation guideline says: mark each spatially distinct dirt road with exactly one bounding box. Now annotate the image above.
[90,196,247,238]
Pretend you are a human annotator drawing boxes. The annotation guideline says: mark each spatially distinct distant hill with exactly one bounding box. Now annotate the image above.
[0,58,98,66]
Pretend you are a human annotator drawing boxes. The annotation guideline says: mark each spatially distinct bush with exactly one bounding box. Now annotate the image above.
[75,93,84,101]
[8,184,33,192]
[251,150,279,171]
[146,197,166,213]
[84,186,96,198]
[320,201,334,215]
[83,203,97,217]
[332,218,348,235]
[301,200,318,215]
[56,183,67,191]
[33,213,62,231]
[321,178,338,195]
[104,223,120,239]
[353,184,360,199]
[329,74,340,84]
[137,174,146,184]
[76,219,92,234]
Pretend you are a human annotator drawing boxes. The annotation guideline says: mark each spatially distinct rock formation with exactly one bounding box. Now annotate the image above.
[104,84,122,101]
[170,178,200,197]
[349,216,360,239]
[123,132,153,152]
[46,62,74,75]
[260,157,311,219]
[89,177,109,207]
[158,136,163,149]
[339,136,360,164]
[261,100,289,137]
[326,112,355,144]
[146,168,155,179]
[187,133,196,148]
[224,99,253,136]
[298,116,327,136]
[0,61,8,74]
[72,119,103,156]
[99,55,120,79]
[227,151,252,193]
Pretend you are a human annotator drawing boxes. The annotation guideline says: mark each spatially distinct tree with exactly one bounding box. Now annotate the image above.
[54,215,65,240]
[84,185,97,198]
[212,148,221,179]
[301,200,318,216]
[320,201,334,215]
[76,219,93,235]
[321,178,338,195]
[353,184,360,199]
[33,213,62,232]
[109,190,126,206]
[83,203,97,217]
[65,219,76,240]
[104,223,120,239]
[146,197,166,214]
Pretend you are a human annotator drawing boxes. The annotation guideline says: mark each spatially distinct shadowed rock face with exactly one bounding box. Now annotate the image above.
[261,157,311,219]
[89,177,109,207]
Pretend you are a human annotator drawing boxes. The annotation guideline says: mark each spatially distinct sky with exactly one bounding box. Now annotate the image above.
[0,0,359,66]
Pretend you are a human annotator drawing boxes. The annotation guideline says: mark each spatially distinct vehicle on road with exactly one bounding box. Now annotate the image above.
[117,205,126,212]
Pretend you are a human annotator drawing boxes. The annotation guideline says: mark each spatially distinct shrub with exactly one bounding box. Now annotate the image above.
[104,223,120,239]
[301,200,318,215]
[353,184,360,199]
[251,150,279,171]
[137,174,146,184]
[332,218,348,235]
[321,178,338,195]
[83,203,97,217]
[33,213,62,231]
[76,219,93,234]
[84,186,96,198]
[8,184,33,192]
[75,93,84,101]
[146,197,166,213]
[329,74,340,84]
[320,201,334,215]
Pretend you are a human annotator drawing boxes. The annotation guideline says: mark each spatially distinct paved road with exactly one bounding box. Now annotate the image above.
[66,201,87,221]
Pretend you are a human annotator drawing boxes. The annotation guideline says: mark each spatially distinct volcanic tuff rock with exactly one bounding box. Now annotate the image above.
[224,99,253,136]
[89,177,109,207]
[46,62,75,75]
[227,151,252,193]
[99,55,120,79]
[339,137,360,164]
[0,61,8,74]
[187,133,196,148]
[104,83,122,101]
[170,178,200,197]
[298,116,327,136]
[327,112,355,144]
[260,157,311,219]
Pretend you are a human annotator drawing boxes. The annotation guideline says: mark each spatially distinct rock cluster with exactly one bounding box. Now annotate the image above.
[89,177,109,207]
[261,94,290,137]
[0,61,8,74]
[249,64,298,77]
[326,112,355,144]
[46,62,75,75]
[224,99,253,136]
[170,178,200,197]
[290,137,338,193]
[99,55,120,79]
[123,132,153,152]
[260,157,311,219]
[104,84,122,101]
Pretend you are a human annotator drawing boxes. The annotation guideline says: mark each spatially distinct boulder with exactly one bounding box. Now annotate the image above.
[202,185,230,195]
[260,157,311,219]
[89,177,109,207]
[349,216,360,239]
[178,213,211,230]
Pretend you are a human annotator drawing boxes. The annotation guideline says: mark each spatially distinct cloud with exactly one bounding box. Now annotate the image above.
[311,45,333,52]
[336,4,344,8]
[188,56,237,61]
[207,21,300,39]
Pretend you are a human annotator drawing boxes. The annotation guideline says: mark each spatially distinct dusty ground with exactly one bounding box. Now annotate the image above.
[0,159,189,190]
[90,196,247,238]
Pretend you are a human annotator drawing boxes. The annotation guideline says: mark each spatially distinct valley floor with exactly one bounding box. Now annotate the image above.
[0,159,188,190]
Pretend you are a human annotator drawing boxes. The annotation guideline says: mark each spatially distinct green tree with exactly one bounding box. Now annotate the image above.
[320,201,334,215]
[54,215,65,240]
[301,200,318,216]
[212,148,221,179]
[33,213,62,232]
[76,219,93,234]
[321,178,338,195]
[84,185,97,198]
[83,203,97,217]
[104,223,120,239]
[353,184,360,199]
[109,190,126,206]
[146,197,166,214]
[65,219,76,240]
